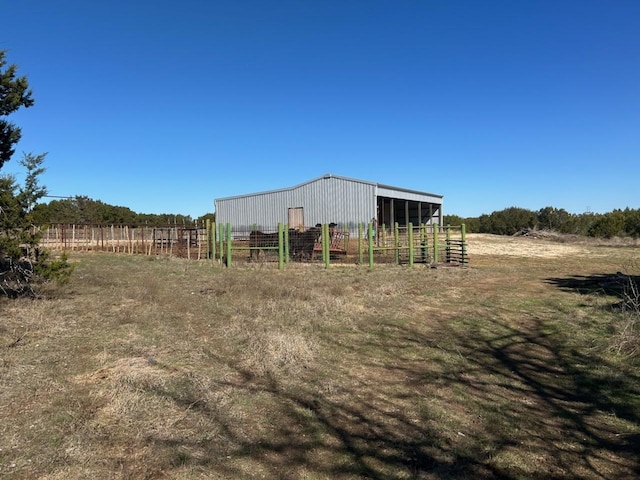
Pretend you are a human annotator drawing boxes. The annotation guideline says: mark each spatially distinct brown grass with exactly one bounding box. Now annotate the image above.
[1,235,639,479]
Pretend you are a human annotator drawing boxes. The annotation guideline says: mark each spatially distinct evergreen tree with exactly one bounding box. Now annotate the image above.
[0,52,72,296]
[0,51,34,168]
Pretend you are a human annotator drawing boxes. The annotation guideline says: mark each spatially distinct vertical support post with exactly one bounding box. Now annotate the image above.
[225,223,232,267]
[461,223,467,266]
[445,224,451,264]
[251,223,258,261]
[278,222,284,270]
[408,222,414,268]
[432,224,439,267]
[343,224,349,253]
[218,223,224,261]
[368,222,374,269]
[205,219,210,259]
[358,223,363,265]
[390,198,395,230]
[381,224,386,250]
[405,200,409,228]
[284,224,290,263]
[210,221,216,261]
[420,223,427,263]
[323,223,330,268]
[380,199,385,242]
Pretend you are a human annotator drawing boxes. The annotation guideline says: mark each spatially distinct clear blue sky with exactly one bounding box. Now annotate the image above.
[2,0,639,219]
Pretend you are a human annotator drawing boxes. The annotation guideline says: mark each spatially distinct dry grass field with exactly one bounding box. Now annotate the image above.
[1,233,639,479]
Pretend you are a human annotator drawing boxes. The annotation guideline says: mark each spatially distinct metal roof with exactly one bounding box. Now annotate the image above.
[215,173,443,201]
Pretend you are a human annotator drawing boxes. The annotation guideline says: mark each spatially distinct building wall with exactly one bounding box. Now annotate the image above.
[215,176,377,232]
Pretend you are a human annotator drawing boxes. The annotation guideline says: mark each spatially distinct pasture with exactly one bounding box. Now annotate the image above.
[1,234,639,479]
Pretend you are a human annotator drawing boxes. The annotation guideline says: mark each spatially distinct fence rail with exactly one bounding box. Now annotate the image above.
[214,222,467,269]
[37,222,467,269]
[37,224,210,260]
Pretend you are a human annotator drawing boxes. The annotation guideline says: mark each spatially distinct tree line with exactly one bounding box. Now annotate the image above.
[31,196,215,227]
[444,206,640,238]
[33,198,640,239]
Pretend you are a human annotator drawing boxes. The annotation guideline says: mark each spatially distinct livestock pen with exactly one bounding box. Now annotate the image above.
[213,222,467,269]
[37,222,467,269]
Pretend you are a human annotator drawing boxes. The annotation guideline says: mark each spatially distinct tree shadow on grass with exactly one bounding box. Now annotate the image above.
[425,315,640,479]
[132,314,640,479]
[545,273,640,305]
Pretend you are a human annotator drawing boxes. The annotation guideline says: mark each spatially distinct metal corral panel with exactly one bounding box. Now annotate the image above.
[215,174,442,232]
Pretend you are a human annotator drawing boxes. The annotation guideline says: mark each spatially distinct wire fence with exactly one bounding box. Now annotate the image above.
[36,224,209,260]
[213,222,467,269]
[37,222,467,269]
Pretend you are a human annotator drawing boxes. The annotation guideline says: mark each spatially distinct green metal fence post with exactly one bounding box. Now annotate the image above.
[219,223,225,261]
[323,223,330,268]
[278,222,284,270]
[368,222,374,269]
[225,223,232,267]
[408,222,414,268]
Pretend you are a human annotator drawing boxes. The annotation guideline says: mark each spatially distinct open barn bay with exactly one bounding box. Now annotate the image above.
[1,235,639,479]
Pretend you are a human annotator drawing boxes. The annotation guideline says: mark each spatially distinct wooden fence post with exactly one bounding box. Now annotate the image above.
[445,224,451,263]
[461,223,467,267]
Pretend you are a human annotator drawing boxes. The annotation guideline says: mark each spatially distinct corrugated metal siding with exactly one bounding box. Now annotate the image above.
[216,176,376,232]
[376,186,442,204]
